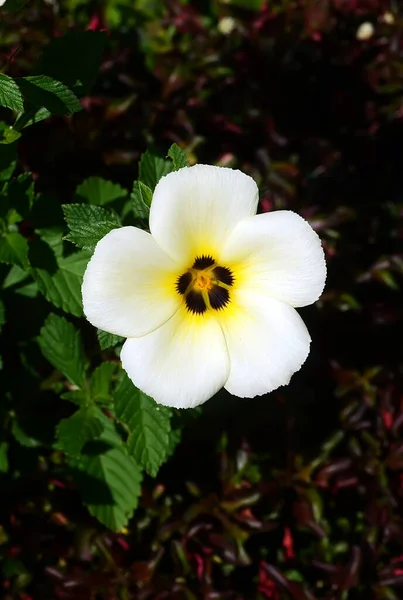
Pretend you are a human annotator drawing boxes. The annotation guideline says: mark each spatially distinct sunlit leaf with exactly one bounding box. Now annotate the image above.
[0,73,24,112]
[16,75,82,115]
[63,203,121,253]
[168,143,190,170]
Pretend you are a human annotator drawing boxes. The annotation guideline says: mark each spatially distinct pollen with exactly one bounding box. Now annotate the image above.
[195,274,213,291]
[176,255,235,315]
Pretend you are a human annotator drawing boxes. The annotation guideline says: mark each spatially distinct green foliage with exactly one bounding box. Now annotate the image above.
[76,176,127,205]
[0,126,21,144]
[63,203,121,253]
[0,73,81,122]
[33,251,88,317]
[0,12,194,541]
[16,75,82,115]
[60,390,88,406]
[19,106,52,129]
[167,143,190,170]
[57,406,105,457]
[37,314,86,387]
[90,362,116,404]
[0,233,29,268]
[0,141,185,533]
[130,144,187,218]
[131,180,152,219]
[0,73,24,112]
[75,434,143,531]
[97,329,124,350]
[114,374,172,476]
[138,149,173,190]
[0,30,105,134]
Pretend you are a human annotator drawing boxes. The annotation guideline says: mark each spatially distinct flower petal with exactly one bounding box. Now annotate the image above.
[82,226,180,338]
[149,164,259,266]
[121,306,230,408]
[221,290,311,398]
[220,210,326,308]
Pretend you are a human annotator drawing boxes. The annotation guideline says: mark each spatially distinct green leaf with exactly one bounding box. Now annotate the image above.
[38,313,86,387]
[0,126,21,144]
[167,143,190,170]
[76,440,142,531]
[16,75,82,115]
[18,106,51,129]
[57,406,105,457]
[33,251,89,317]
[114,374,172,477]
[0,441,9,473]
[97,329,124,351]
[90,362,116,404]
[131,180,153,219]
[138,149,172,191]
[0,233,29,268]
[62,203,121,253]
[15,280,38,298]
[39,31,107,96]
[131,180,152,219]
[76,177,127,206]
[36,226,64,257]
[0,73,24,112]
[2,264,28,289]
[61,390,88,406]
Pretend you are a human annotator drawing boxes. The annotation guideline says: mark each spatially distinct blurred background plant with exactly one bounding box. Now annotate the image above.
[1,0,403,598]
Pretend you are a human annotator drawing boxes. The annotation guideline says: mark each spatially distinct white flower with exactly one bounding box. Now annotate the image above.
[82,165,326,409]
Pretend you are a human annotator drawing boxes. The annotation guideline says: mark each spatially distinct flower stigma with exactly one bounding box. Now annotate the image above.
[176,254,234,315]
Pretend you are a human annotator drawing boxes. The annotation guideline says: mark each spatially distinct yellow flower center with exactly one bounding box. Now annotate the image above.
[176,255,234,314]
[195,273,213,291]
